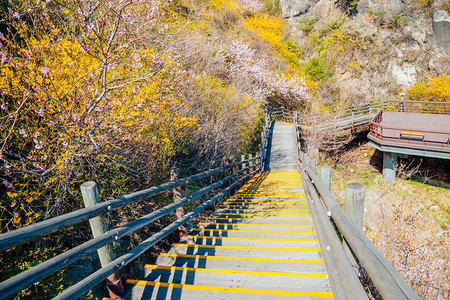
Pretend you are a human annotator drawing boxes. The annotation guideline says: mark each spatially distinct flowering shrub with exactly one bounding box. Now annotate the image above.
[406,74,450,102]
[229,40,312,106]
[369,197,449,299]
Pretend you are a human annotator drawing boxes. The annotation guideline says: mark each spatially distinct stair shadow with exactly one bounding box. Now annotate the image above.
[139,169,307,299]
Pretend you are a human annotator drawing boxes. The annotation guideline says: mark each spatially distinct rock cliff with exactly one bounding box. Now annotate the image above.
[282,0,449,92]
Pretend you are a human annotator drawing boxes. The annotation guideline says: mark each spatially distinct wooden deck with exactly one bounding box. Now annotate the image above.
[123,170,333,299]
[368,111,450,157]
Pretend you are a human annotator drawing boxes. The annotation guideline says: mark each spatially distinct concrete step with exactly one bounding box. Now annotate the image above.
[210,213,312,218]
[124,280,333,300]
[204,217,313,224]
[167,244,324,260]
[139,265,331,290]
[185,236,320,248]
[197,222,315,231]
[188,230,317,239]
[154,253,327,273]
[215,208,311,213]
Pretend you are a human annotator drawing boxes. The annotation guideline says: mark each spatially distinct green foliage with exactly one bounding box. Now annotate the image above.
[389,13,407,29]
[263,0,281,15]
[298,17,315,34]
[336,0,359,15]
[304,57,328,81]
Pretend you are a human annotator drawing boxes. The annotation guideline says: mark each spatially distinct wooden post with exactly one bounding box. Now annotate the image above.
[303,154,310,169]
[343,182,365,273]
[309,158,316,174]
[320,165,331,191]
[344,183,365,229]
[170,167,186,239]
[232,155,238,175]
[351,104,354,129]
[249,153,253,171]
[227,157,233,176]
[209,161,216,185]
[81,182,123,298]
[241,154,246,175]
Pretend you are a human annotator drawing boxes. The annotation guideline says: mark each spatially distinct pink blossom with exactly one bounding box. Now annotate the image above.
[62,141,68,147]
[35,108,44,117]
[35,143,43,150]
[41,66,49,75]
[12,12,20,19]
[26,51,32,58]
[33,132,40,138]
[2,180,12,188]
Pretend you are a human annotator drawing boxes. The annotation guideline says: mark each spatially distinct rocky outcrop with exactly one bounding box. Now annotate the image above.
[280,0,319,18]
[432,10,450,54]
[280,0,333,19]
[389,61,418,87]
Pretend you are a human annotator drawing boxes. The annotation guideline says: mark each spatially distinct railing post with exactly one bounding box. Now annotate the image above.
[351,104,354,129]
[343,182,365,273]
[400,92,405,112]
[81,182,123,299]
[249,153,253,170]
[320,165,331,191]
[241,154,246,175]
[309,158,316,174]
[170,167,187,239]
[209,161,216,184]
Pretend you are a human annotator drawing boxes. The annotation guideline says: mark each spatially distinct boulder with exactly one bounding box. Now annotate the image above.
[389,61,417,87]
[280,0,320,18]
[432,10,450,54]
[311,0,333,18]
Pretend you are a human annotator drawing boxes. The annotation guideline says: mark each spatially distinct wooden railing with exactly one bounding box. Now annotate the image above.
[293,120,420,300]
[299,102,385,131]
[387,100,450,114]
[0,117,272,299]
[368,102,450,153]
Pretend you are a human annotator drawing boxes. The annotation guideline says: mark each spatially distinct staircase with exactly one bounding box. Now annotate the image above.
[123,170,333,299]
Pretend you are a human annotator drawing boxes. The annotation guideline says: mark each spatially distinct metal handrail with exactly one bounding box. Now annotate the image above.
[0,162,261,299]
[388,100,450,105]
[0,157,258,252]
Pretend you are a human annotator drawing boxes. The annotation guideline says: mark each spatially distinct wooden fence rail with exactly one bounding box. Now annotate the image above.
[0,112,272,299]
[293,115,420,300]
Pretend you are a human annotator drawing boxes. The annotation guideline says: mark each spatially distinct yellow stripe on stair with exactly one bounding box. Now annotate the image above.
[205,217,312,221]
[213,213,311,216]
[217,208,310,211]
[172,243,321,251]
[191,228,315,233]
[159,253,324,263]
[125,280,334,298]
[144,264,327,278]
[198,222,314,227]
[186,235,318,242]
